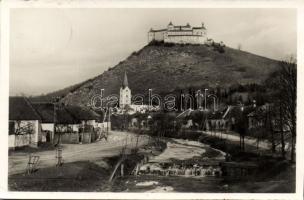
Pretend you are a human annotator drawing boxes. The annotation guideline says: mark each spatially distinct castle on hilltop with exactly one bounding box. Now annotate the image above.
[148,22,207,44]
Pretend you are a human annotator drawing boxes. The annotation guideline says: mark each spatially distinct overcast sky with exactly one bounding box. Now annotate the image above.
[10,8,297,96]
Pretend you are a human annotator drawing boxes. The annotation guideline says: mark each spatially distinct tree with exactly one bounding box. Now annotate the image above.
[266,56,296,161]
[278,59,297,162]
[234,107,247,151]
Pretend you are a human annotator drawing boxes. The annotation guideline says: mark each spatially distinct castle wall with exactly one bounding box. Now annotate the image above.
[148,26,206,44]
[148,31,165,43]
[165,35,205,44]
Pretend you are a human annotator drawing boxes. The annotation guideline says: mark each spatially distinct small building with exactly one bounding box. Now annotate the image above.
[222,105,255,131]
[204,111,227,131]
[9,97,42,149]
[65,106,100,127]
[65,106,101,143]
[32,103,56,143]
[94,109,111,132]
[204,38,214,46]
[247,106,266,129]
[53,105,79,144]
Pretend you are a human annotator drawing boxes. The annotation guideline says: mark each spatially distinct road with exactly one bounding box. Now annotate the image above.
[201,131,270,149]
[9,131,149,175]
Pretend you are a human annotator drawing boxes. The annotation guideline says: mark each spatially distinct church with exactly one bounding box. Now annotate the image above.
[119,72,150,114]
[119,71,131,108]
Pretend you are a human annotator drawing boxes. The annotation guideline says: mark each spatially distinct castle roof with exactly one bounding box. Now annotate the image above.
[122,71,129,88]
[149,29,166,33]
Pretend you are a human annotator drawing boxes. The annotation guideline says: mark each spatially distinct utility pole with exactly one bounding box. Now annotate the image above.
[53,96,60,146]
[204,89,208,111]
[107,106,111,136]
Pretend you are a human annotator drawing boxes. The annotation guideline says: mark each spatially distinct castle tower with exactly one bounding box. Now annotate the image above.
[119,71,131,108]
[167,21,174,30]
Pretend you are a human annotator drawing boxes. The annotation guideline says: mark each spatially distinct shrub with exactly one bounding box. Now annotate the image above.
[164,42,175,47]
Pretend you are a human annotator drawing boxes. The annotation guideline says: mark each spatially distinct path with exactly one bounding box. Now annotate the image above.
[9,131,149,175]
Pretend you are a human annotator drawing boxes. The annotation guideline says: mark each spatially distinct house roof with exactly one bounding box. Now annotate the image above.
[65,106,101,121]
[56,107,78,124]
[32,103,81,124]
[9,97,41,120]
[32,103,55,123]
[223,105,255,120]
[94,109,107,122]
[207,111,224,120]
[247,105,268,117]
[176,108,193,119]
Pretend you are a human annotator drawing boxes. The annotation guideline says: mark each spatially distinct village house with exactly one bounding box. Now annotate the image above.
[94,109,111,132]
[9,97,42,149]
[55,105,101,144]
[51,105,79,144]
[128,114,150,130]
[176,109,196,129]
[247,105,267,129]
[222,105,256,131]
[204,111,227,131]
[32,103,56,144]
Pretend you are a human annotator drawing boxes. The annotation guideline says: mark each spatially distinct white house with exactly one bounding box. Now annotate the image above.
[9,97,42,149]
[32,103,56,143]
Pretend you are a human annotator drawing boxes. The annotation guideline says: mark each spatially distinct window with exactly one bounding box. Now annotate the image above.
[9,121,15,135]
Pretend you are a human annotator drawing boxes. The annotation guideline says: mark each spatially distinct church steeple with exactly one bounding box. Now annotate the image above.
[120,71,131,108]
[122,71,129,88]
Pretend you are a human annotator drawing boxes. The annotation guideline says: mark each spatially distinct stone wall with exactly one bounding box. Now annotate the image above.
[148,31,165,43]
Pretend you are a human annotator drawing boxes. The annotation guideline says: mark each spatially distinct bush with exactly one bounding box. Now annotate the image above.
[164,42,175,47]
[212,42,225,53]
[148,40,165,46]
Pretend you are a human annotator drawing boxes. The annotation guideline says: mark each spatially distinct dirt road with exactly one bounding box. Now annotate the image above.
[202,131,270,149]
[9,131,149,175]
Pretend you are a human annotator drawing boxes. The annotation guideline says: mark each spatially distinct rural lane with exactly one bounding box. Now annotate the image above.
[9,131,149,175]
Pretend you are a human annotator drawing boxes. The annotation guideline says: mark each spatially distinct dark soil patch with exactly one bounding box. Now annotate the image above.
[8,161,110,191]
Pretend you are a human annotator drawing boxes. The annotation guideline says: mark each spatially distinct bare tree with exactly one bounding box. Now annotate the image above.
[278,58,297,162]
[266,56,296,161]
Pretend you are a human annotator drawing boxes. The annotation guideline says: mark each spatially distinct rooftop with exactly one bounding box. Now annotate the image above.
[9,97,41,120]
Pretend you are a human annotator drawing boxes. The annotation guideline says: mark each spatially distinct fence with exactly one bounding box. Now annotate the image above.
[53,132,98,144]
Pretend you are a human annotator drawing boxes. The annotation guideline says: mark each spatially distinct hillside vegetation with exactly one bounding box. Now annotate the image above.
[32,42,281,106]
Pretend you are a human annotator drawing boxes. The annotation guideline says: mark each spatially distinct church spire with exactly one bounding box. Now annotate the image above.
[122,71,128,88]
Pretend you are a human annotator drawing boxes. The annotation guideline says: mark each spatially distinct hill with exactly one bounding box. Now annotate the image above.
[32,42,281,106]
